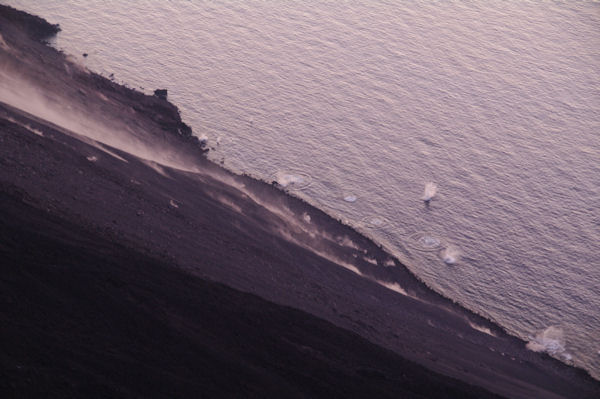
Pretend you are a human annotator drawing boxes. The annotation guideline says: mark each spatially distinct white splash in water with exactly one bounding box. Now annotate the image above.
[278,174,302,187]
[344,194,357,202]
[526,326,571,361]
[441,246,460,264]
[423,182,437,202]
[274,171,310,188]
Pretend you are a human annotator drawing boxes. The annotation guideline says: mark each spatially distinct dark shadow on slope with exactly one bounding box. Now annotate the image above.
[0,191,501,399]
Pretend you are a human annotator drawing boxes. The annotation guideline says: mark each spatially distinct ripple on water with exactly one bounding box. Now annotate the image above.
[407,232,444,252]
[361,215,390,230]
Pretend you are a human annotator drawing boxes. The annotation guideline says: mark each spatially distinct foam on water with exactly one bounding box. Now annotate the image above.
[343,194,357,203]
[407,232,443,252]
[272,171,312,189]
[361,216,390,230]
[441,246,461,265]
[527,326,572,361]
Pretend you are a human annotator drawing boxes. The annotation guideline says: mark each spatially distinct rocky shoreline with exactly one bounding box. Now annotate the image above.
[1,5,598,398]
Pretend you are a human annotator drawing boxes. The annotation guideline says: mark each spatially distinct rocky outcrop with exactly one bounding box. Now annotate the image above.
[0,5,60,42]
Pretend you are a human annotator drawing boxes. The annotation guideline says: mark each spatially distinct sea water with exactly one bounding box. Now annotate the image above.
[6,0,599,378]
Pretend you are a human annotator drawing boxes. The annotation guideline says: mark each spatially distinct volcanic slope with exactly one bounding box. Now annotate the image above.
[1,5,599,398]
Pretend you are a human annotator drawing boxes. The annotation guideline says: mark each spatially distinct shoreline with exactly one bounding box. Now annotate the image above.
[1,5,598,398]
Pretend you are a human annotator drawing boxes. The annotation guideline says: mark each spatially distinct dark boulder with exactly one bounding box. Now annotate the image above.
[154,89,168,100]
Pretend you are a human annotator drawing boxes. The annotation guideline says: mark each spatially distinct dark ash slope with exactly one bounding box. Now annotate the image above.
[0,183,499,399]
[0,5,598,399]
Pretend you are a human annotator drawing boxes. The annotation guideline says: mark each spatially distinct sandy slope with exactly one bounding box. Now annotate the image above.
[0,5,598,398]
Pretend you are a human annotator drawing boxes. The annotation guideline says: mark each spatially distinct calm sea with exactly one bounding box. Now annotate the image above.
[7,0,599,378]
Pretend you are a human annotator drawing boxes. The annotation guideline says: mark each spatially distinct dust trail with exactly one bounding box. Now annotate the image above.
[4,116,43,136]
[0,68,197,173]
[0,59,432,312]
[0,33,10,51]
[469,322,497,337]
